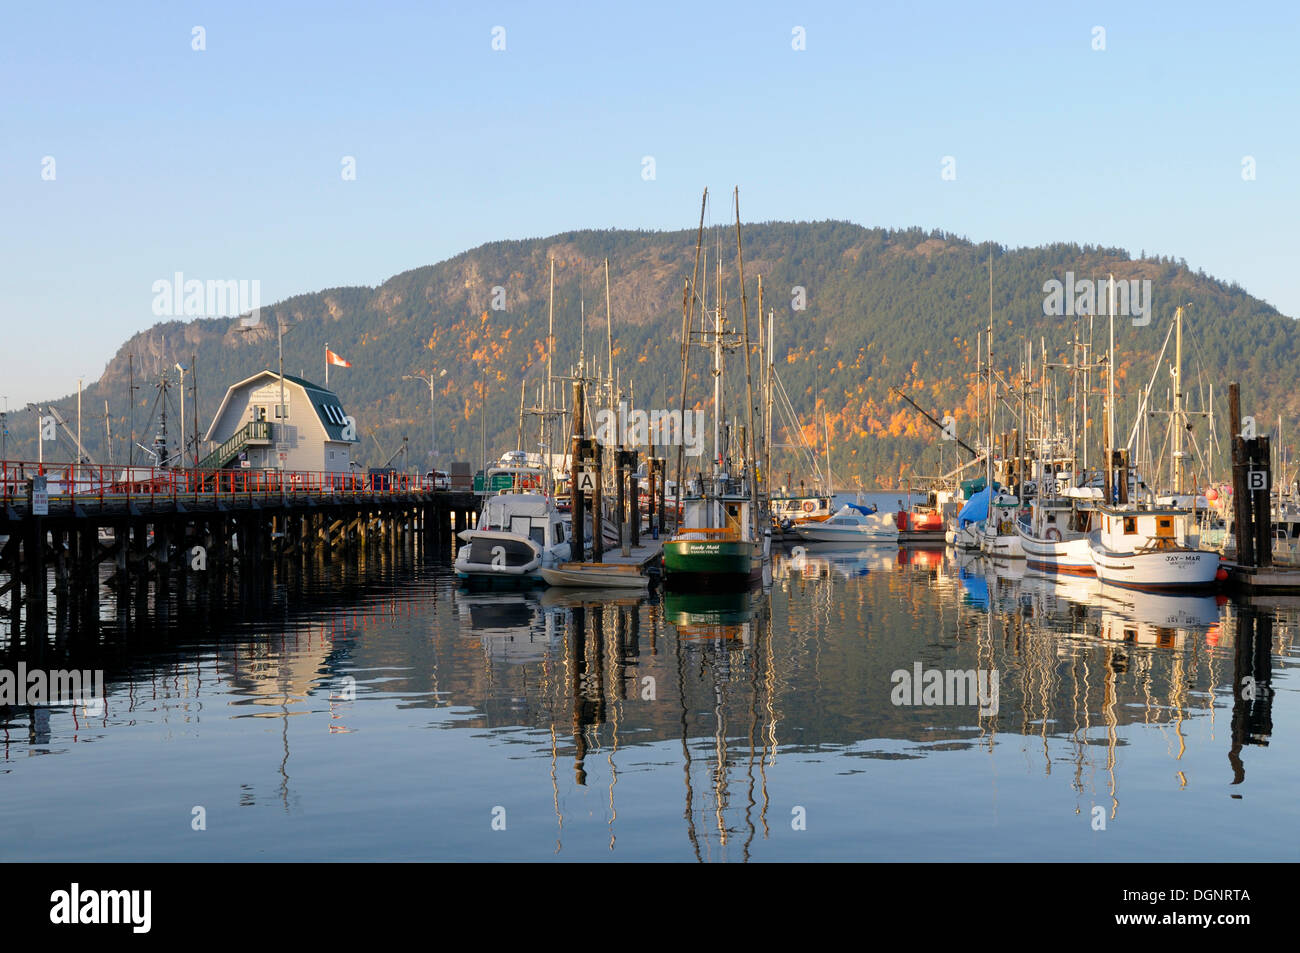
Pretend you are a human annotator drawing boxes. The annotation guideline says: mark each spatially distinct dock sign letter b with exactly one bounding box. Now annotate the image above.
[1247,470,1268,492]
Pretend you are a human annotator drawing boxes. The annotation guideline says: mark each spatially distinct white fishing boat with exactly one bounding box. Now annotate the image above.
[789,503,899,543]
[1018,497,1097,575]
[455,491,571,584]
[1087,505,1221,590]
[979,494,1025,558]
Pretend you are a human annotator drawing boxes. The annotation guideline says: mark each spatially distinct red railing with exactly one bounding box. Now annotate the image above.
[0,459,436,509]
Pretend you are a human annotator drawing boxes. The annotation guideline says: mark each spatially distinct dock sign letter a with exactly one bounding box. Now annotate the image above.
[577,469,597,494]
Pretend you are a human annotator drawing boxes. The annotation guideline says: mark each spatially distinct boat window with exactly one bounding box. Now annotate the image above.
[555,523,565,543]
[530,526,545,546]
[1123,517,1137,535]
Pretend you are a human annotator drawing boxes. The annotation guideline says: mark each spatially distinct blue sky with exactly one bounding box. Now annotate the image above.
[3,0,1296,407]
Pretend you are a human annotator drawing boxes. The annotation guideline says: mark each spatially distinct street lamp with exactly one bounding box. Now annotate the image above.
[403,368,447,472]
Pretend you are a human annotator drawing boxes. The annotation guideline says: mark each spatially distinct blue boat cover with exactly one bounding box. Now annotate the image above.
[845,502,878,516]
[957,486,992,528]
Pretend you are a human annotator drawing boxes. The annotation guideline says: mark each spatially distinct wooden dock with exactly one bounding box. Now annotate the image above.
[1223,562,1300,592]
[0,458,481,641]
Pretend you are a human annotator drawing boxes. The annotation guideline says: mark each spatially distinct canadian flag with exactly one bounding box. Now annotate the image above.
[326,348,351,368]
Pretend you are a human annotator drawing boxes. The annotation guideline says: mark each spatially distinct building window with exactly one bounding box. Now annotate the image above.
[274,404,289,419]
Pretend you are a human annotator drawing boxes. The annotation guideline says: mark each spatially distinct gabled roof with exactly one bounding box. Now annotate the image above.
[203,370,356,443]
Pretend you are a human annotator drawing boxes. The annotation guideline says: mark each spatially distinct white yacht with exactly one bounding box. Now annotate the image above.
[455,492,571,584]
[789,503,899,544]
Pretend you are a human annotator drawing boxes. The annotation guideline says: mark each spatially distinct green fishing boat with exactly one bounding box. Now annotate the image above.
[663,186,771,589]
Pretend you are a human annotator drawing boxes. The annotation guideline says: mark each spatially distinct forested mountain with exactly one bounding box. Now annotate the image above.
[9,222,1295,487]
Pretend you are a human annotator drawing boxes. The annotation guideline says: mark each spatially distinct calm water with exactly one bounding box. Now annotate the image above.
[2,520,1298,862]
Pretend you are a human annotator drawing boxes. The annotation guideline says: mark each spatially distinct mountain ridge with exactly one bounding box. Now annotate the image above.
[9,221,1295,486]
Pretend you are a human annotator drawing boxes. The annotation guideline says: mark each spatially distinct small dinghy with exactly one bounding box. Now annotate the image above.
[540,562,650,589]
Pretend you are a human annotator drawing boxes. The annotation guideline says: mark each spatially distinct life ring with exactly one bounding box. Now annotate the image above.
[803,500,815,513]
[1045,527,1062,542]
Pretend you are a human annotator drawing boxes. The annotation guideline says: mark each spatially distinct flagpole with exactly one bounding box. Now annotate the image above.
[325,342,329,388]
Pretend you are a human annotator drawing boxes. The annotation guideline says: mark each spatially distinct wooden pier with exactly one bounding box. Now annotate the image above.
[0,459,480,642]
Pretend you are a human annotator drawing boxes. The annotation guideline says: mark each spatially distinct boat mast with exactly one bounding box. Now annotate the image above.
[986,254,993,493]
[545,258,555,493]
[733,188,760,537]
[713,242,722,480]
[1108,274,1116,501]
[1173,304,1184,496]
[674,188,708,525]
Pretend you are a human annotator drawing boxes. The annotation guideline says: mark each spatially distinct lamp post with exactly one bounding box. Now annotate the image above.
[403,368,446,472]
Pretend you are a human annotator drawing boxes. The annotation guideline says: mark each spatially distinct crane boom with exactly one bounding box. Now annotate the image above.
[889,386,980,458]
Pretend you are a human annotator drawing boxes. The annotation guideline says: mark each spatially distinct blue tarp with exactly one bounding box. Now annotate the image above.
[846,502,878,516]
[957,486,991,528]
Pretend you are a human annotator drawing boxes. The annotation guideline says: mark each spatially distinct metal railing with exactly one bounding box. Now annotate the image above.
[196,420,272,470]
[0,458,434,510]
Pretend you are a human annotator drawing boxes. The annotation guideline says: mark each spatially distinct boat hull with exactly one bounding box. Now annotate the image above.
[455,531,559,585]
[790,525,899,544]
[1019,529,1095,575]
[662,537,758,588]
[1087,539,1220,590]
[540,564,649,589]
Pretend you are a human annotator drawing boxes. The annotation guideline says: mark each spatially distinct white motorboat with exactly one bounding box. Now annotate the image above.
[1087,505,1221,590]
[455,492,571,583]
[789,504,899,544]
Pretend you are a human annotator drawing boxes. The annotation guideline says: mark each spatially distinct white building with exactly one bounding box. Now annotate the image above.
[201,371,357,473]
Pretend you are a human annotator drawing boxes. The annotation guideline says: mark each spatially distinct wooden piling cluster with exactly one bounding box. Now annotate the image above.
[1228,381,1272,571]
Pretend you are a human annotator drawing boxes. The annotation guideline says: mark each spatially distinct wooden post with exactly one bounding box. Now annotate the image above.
[1229,384,1253,567]
[614,449,625,551]
[570,381,585,562]
[592,439,604,562]
[628,449,639,548]
[647,452,657,540]
[657,457,667,535]
[1253,435,1272,568]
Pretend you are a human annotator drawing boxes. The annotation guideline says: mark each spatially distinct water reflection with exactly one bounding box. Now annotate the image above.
[1,543,1295,861]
